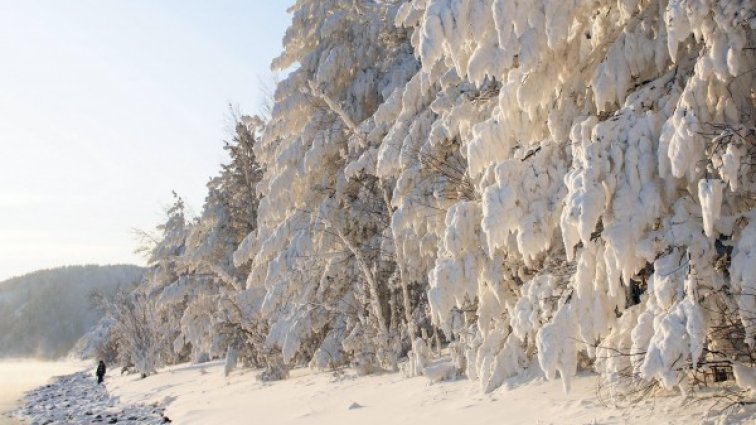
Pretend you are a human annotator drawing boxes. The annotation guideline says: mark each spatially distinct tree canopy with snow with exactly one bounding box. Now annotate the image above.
[101,0,755,405]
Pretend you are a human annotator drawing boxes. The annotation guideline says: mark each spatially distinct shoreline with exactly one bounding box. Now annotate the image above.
[0,360,85,425]
[0,402,23,425]
[1,381,26,425]
[16,371,169,425]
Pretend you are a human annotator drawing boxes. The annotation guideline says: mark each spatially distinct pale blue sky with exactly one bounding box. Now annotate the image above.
[0,1,291,280]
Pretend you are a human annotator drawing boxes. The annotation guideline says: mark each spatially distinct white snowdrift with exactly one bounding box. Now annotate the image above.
[99,362,752,425]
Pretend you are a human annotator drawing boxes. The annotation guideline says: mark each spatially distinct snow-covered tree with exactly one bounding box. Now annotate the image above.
[142,193,191,365]
[233,0,425,375]
[172,118,266,365]
[111,289,159,376]
[368,0,756,397]
[103,0,755,403]
[116,118,268,371]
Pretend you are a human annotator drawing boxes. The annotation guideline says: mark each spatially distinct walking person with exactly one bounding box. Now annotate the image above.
[96,360,107,384]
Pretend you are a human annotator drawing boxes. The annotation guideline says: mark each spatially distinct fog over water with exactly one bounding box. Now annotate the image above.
[0,360,82,424]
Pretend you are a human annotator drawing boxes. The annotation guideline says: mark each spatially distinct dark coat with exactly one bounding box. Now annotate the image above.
[96,362,106,378]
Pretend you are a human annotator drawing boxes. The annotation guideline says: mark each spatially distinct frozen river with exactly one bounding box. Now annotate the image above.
[0,361,82,425]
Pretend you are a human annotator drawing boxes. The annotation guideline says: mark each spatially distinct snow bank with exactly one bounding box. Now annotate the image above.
[102,362,744,425]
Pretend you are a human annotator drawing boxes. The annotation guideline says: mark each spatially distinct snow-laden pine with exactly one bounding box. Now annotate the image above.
[365,0,755,395]
[98,0,755,402]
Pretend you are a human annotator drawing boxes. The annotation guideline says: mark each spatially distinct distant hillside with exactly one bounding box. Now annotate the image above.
[0,264,144,359]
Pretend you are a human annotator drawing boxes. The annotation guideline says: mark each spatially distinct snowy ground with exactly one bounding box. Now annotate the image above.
[14,361,752,425]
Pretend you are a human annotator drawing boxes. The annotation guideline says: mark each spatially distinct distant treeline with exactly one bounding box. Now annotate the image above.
[0,264,143,359]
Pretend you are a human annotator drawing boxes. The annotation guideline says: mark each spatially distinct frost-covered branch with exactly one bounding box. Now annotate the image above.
[307,80,366,143]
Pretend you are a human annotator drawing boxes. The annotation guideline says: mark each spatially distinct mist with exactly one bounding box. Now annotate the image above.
[0,265,143,359]
[0,360,83,424]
